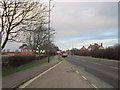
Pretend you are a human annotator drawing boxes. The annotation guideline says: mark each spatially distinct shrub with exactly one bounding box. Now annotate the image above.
[71,44,120,60]
[2,55,35,69]
[8,55,35,67]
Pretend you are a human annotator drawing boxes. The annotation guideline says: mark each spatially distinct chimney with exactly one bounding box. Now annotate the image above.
[101,43,103,46]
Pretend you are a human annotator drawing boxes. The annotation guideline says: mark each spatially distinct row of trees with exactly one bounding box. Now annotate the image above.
[0,1,56,54]
[21,24,56,54]
[71,44,120,60]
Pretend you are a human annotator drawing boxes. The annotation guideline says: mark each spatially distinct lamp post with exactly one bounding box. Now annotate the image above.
[48,0,51,63]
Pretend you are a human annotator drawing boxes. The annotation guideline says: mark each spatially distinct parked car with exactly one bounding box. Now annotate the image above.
[62,52,68,57]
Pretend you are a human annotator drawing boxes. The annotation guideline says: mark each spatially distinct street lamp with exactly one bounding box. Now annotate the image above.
[48,0,51,63]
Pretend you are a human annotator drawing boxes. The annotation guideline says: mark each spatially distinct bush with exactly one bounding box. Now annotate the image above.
[9,55,35,67]
[90,45,119,60]
[2,56,10,70]
[35,54,47,60]
[2,55,35,69]
[2,54,49,70]
[71,44,120,60]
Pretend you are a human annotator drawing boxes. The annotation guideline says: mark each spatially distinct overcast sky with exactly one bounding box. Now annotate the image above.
[51,2,118,50]
[4,1,118,51]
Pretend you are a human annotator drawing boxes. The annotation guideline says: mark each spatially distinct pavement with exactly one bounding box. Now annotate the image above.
[66,55,119,88]
[22,59,91,88]
[2,56,59,88]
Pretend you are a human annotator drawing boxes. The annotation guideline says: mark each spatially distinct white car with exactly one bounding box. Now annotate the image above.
[62,52,68,57]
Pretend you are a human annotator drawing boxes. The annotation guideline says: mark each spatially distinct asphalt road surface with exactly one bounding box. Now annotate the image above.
[65,55,119,88]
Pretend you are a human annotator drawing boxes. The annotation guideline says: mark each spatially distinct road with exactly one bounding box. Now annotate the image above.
[65,55,119,88]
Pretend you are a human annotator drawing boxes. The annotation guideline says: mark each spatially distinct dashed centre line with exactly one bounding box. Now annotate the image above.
[81,75,87,80]
[91,84,98,89]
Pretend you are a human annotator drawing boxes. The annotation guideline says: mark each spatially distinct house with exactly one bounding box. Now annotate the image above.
[4,44,34,56]
[6,47,33,56]
[80,46,87,50]
[88,44,93,51]
[21,47,34,55]
[80,43,104,51]
[7,52,21,56]
[88,43,104,51]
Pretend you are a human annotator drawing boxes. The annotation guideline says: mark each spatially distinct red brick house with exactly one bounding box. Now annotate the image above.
[88,43,104,51]
[7,52,21,56]
[80,43,104,51]
[20,47,34,55]
[87,44,93,51]
[80,46,87,50]
[6,45,34,56]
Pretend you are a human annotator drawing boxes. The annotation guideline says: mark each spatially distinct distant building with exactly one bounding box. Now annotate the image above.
[80,43,104,51]
[87,44,93,51]
[21,47,33,55]
[5,45,34,56]
[80,46,87,50]
[88,43,104,51]
[7,52,21,56]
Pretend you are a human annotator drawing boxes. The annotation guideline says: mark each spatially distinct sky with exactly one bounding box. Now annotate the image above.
[4,0,118,51]
[51,1,118,50]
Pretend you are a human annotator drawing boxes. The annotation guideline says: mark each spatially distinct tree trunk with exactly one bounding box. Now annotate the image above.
[2,33,9,49]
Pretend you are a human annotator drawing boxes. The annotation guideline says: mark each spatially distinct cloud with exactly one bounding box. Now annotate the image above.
[50,2,118,50]
[51,2,118,38]
[4,2,118,51]
[56,38,118,50]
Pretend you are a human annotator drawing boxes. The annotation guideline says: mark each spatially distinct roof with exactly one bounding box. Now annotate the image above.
[88,44,93,49]
[94,43,101,47]
[22,47,33,50]
[87,43,104,50]
[80,46,87,50]
[99,46,104,49]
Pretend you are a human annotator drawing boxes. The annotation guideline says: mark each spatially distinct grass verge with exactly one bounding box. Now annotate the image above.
[2,56,54,77]
[57,55,63,61]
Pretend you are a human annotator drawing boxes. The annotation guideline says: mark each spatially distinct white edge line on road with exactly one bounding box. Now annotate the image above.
[91,84,98,89]
[19,61,63,88]
[81,75,87,80]
[75,70,79,74]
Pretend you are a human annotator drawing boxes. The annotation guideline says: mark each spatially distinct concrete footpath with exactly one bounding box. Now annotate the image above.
[23,59,91,88]
[2,56,59,88]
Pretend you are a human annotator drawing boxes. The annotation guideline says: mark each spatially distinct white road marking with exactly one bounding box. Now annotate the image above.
[91,84,98,89]
[19,61,63,88]
[81,76,87,80]
[76,70,79,74]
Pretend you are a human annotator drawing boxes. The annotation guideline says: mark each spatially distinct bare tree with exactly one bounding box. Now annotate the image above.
[25,24,55,54]
[0,1,48,50]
